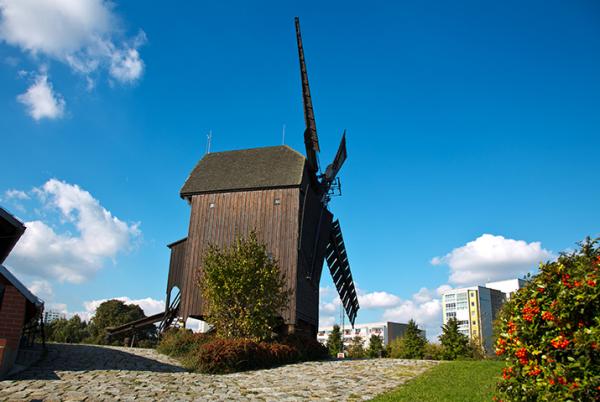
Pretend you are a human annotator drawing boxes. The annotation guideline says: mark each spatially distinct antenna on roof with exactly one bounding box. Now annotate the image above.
[282,124,286,145]
[206,130,212,154]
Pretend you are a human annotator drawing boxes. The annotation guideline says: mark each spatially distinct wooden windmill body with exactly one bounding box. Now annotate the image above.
[165,18,359,336]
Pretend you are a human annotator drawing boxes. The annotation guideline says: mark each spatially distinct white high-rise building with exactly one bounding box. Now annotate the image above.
[43,310,66,323]
[485,278,526,300]
[442,286,505,354]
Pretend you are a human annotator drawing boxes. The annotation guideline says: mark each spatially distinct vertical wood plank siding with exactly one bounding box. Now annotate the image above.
[179,188,300,324]
[167,239,187,296]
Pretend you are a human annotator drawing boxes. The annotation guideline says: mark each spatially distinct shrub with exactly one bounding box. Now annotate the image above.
[157,328,211,357]
[388,336,407,358]
[347,335,366,358]
[158,331,327,373]
[200,231,290,340]
[190,338,296,373]
[495,238,600,401]
[279,334,328,361]
[423,342,444,360]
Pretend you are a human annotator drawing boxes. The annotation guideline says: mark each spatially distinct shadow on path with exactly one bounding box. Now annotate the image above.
[10,343,185,380]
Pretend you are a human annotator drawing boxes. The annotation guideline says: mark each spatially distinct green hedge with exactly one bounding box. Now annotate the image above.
[158,329,328,373]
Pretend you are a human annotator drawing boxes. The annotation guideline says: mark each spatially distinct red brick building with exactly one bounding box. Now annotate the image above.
[0,207,43,378]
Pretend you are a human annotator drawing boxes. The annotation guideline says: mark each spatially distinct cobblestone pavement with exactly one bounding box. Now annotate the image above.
[0,343,438,401]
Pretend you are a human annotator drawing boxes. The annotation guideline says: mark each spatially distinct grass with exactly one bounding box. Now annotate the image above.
[371,360,503,402]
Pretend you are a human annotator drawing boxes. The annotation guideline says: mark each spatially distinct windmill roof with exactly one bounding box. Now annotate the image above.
[180,145,306,197]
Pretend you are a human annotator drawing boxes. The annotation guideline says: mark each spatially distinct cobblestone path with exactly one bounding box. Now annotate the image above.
[0,343,438,401]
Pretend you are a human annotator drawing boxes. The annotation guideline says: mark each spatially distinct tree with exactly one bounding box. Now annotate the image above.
[367,334,384,358]
[326,325,343,357]
[46,315,89,343]
[495,238,600,401]
[400,319,426,359]
[199,231,290,340]
[439,318,470,360]
[347,335,365,358]
[87,299,149,344]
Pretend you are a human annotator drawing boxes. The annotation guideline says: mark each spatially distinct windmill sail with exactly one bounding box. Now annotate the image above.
[325,131,347,182]
[295,17,320,173]
[325,219,359,325]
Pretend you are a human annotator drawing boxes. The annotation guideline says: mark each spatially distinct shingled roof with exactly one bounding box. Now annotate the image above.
[180,145,307,197]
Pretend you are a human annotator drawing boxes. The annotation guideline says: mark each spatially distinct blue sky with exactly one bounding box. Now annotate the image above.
[1,0,599,338]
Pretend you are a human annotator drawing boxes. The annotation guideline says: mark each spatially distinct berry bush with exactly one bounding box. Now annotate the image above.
[494,238,600,401]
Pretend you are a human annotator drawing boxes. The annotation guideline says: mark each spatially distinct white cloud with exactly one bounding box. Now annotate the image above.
[382,289,443,341]
[80,296,164,321]
[4,189,29,200]
[17,73,65,120]
[319,316,336,327]
[431,234,553,286]
[47,302,68,315]
[435,284,452,296]
[0,0,146,87]
[319,300,339,314]
[7,178,140,283]
[319,284,443,340]
[28,279,53,301]
[109,45,144,83]
[358,291,402,309]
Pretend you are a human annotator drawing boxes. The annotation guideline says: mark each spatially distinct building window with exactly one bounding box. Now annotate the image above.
[471,302,475,306]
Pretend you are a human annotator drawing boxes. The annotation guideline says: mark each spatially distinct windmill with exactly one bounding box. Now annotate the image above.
[108,18,359,340]
[294,17,359,326]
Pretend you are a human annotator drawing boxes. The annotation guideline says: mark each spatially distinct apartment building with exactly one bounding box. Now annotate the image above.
[485,278,526,300]
[43,310,66,324]
[442,286,505,353]
[317,321,425,348]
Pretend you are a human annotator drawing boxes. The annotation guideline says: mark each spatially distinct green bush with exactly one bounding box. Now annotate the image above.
[423,342,444,360]
[188,338,295,373]
[495,238,600,401]
[200,232,290,340]
[347,335,366,358]
[157,328,210,357]
[158,330,327,373]
[279,334,328,361]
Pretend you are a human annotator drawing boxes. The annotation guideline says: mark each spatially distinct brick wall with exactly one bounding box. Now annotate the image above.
[0,276,27,377]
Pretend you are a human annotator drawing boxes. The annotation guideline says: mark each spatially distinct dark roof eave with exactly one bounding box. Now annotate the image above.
[167,237,188,248]
[180,183,302,199]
